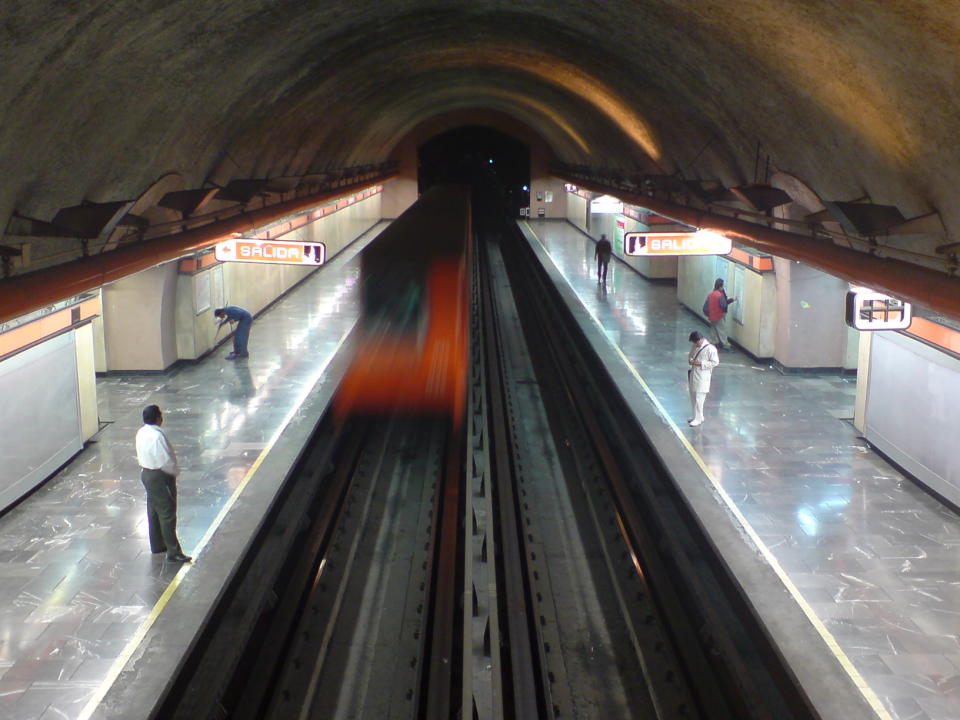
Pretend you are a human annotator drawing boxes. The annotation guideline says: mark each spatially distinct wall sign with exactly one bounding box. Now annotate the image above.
[624,231,732,256]
[845,290,912,330]
[215,238,326,266]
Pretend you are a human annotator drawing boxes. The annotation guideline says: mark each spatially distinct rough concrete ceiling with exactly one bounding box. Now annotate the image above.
[1,1,958,279]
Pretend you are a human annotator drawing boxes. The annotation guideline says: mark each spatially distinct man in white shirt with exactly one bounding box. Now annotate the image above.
[135,405,191,563]
[687,331,720,427]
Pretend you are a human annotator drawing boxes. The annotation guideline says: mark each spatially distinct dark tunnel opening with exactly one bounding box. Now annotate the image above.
[418,125,531,215]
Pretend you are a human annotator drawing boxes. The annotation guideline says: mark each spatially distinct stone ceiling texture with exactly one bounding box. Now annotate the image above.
[1,1,958,279]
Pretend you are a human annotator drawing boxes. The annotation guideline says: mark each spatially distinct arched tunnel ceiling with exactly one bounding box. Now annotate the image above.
[2,1,959,292]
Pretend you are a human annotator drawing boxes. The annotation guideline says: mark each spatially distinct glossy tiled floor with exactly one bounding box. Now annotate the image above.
[2,217,959,720]
[0,225,383,720]
[527,220,960,720]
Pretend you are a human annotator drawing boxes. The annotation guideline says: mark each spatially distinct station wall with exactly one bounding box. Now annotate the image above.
[590,212,678,280]
[104,191,382,371]
[563,188,853,369]
[528,167,567,220]
[0,328,93,513]
[771,259,858,370]
[678,254,777,358]
[562,192,678,280]
[566,192,588,233]
[861,330,960,507]
[178,194,380,363]
[102,263,180,371]
[75,323,99,440]
[0,190,382,513]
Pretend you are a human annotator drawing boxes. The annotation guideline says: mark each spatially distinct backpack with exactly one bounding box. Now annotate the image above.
[702,298,710,316]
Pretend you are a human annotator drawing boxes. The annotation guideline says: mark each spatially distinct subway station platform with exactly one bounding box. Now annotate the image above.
[0,219,957,720]
[523,219,960,720]
[0,224,384,720]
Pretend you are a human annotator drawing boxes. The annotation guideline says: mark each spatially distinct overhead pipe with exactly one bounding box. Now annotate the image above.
[560,175,960,321]
[0,172,396,325]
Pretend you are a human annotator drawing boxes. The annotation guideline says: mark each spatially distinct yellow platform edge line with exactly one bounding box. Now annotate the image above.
[523,222,892,720]
[77,326,353,720]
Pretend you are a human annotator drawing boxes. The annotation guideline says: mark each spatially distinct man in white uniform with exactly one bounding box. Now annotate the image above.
[135,405,191,563]
[687,331,720,427]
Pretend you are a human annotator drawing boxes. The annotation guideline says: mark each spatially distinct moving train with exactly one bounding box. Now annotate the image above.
[334,184,472,425]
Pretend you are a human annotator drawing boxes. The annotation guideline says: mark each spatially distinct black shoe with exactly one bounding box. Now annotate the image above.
[165,553,192,563]
[151,547,168,554]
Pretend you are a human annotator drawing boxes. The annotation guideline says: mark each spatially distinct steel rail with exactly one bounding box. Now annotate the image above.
[503,216,821,720]
[476,233,545,720]
[290,421,397,720]
[229,424,369,720]
[153,412,348,719]
[462,248,506,720]
[501,238,725,719]
[422,433,466,720]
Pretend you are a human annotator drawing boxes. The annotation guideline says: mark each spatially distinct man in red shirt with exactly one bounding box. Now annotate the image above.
[705,278,736,351]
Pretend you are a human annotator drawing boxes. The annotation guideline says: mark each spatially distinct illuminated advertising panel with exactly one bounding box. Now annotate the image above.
[624,231,732,256]
[214,238,326,265]
[590,195,624,214]
[845,290,912,330]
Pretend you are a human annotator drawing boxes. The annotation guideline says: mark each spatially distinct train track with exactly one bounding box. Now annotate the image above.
[155,191,817,720]
[154,416,462,720]
[467,213,702,719]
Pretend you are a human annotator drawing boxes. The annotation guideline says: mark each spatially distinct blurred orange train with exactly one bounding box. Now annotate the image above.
[334,185,472,426]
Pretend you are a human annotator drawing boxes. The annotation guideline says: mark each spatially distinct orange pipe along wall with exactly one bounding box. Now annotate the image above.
[560,176,960,322]
[0,173,395,326]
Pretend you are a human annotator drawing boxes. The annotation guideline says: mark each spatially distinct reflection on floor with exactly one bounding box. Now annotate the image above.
[0,226,378,720]
[528,220,960,720]
[1,216,958,720]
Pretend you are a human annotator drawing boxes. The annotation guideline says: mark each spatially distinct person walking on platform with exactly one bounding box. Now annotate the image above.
[214,305,253,359]
[704,278,736,350]
[135,405,192,563]
[595,234,612,284]
[687,331,719,427]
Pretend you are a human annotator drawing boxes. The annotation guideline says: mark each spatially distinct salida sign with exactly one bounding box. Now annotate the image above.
[215,238,326,266]
[624,231,732,257]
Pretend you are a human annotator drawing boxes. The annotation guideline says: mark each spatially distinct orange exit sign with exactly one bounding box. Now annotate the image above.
[214,238,326,265]
[624,231,732,256]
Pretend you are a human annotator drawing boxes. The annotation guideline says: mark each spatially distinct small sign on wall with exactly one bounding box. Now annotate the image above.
[845,290,912,330]
[215,238,326,266]
[624,231,732,256]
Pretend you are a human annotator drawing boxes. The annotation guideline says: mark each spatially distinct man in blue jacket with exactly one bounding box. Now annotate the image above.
[214,306,253,359]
